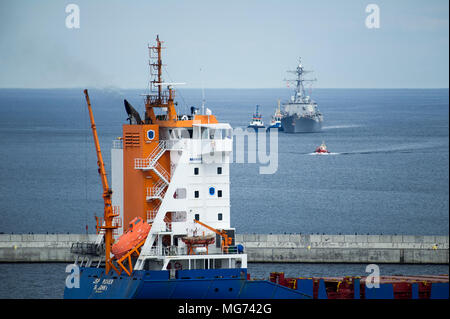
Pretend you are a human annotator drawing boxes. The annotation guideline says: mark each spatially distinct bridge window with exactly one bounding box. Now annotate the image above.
[194,167,199,175]
[195,214,200,221]
[218,213,223,221]
[217,167,222,175]
[194,191,199,198]
[218,190,222,198]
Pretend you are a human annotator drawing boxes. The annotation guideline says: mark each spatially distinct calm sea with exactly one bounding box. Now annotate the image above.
[0,88,448,298]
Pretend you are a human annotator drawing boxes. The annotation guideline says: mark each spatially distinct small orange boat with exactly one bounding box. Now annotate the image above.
[315,141,330,154]
[112,217,151,259]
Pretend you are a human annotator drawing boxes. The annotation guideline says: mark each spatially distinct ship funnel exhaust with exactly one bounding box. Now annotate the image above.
[124,99,143,125]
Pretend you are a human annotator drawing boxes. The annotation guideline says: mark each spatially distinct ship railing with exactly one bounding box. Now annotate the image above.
[134,141,167,169]
[146,92,170,105]
[222,246,239,255]
[146,141,167,160]
[141,245,244,259]
[154,161,170,183]
[95,216,122,236]
[146,182,167,200]
[146,210,158,223]
[70,242,104,256]
[145,246,185,257]
[145,247,162,256]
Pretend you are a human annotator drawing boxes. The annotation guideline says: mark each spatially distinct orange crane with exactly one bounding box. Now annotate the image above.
[84,89,119,274]
[193,219,233,251]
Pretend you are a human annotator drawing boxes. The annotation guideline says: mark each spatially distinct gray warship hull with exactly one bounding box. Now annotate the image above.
[281,115,322,133]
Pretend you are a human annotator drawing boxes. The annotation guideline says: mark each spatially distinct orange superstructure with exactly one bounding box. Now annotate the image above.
[121,36,217,235]
[83,35,236,276]
[122,123,166,227]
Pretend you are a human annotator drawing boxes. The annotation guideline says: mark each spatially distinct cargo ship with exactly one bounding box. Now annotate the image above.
[64,36,448,299]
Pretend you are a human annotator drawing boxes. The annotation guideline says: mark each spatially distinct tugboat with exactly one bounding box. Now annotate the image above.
[267,100,283,131]
[64,36,449,300]
[248,104,265,130]
[315,141,330,154]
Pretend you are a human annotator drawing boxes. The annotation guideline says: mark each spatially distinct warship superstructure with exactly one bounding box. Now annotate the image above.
[281,59,323,133]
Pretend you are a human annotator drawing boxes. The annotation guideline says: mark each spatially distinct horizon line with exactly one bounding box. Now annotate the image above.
[0,87,449,90]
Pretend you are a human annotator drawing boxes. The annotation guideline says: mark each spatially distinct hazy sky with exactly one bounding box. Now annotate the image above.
[0,0,448,88]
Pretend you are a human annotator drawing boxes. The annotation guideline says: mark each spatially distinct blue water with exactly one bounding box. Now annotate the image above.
[0,88,448,299]
[0,262,448,299]
[0,88,448,235]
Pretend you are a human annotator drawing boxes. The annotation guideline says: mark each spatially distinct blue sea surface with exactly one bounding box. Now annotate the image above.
[0,88,448,299]
[0,88,448,235]
[0,262,447,299]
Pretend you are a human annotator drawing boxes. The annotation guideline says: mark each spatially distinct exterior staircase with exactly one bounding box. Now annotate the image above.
[135,140,171,229]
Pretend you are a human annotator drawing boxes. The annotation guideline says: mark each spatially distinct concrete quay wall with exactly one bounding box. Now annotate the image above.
[0,234,448,264]
[0,234,97,263]
[235,234,449,264]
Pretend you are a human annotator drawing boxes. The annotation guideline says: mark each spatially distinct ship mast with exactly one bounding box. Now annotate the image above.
[146,35,178,123]
[285,57,316,103]
[84,89,118,274]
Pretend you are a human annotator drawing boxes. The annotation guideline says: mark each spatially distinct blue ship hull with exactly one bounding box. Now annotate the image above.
[247,125,265,131]
[64,267,311,299]
[267,123,283,131]
[64,267,449,299]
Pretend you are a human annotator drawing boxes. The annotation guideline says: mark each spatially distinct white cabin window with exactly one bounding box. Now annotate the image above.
[169,128,190,140]
[171,211,187,222]
[173,188,186,199]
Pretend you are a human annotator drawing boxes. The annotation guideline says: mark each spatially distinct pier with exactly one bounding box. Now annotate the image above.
[0,233,448,264]
[235,234,449,264]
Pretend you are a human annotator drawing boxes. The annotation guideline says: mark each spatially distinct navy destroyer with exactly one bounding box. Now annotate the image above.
[280,59,323,133]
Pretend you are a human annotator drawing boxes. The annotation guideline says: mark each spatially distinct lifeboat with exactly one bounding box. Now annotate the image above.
[111,217,151,259]
[315,141,330,154]
[181,234,215,255]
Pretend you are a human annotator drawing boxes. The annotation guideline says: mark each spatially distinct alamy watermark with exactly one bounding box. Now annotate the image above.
[65,264,80,288]
[365,4,380,29]
[169,124,279,175]
[365,264,380,288]
[65,4,80,29]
